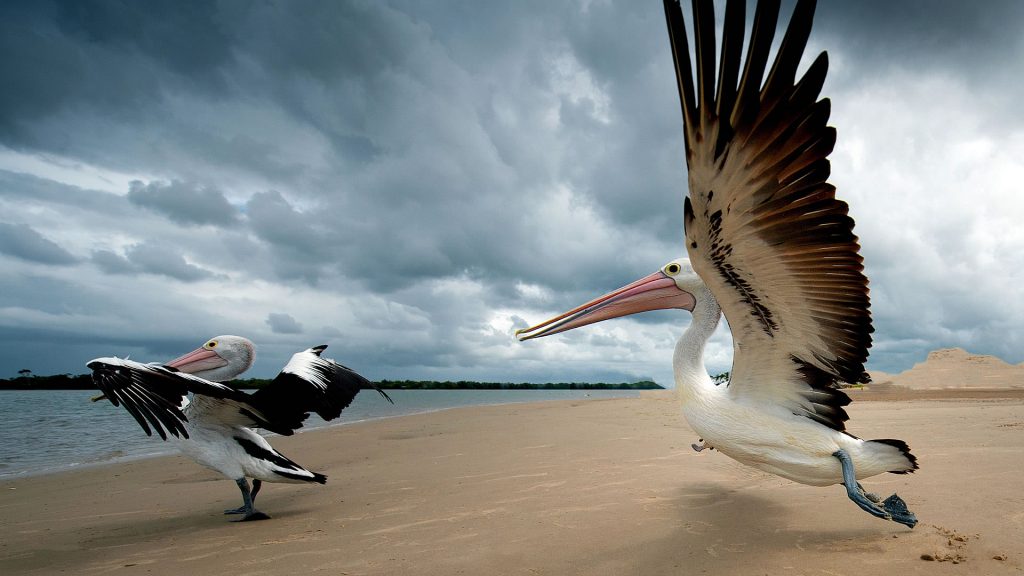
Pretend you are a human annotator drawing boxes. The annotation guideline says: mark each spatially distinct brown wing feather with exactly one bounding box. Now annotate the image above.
[664,0,872,431]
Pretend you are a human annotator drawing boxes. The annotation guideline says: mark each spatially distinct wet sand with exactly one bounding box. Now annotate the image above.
[2,390,1022,575]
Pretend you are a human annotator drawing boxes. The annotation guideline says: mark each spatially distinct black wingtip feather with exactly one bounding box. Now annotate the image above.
[792,356,851,432]
[88,359,246,441]
[762,0,817,102]
[732,0,779,130]
[250,357,385,433]
[663,0,697,149]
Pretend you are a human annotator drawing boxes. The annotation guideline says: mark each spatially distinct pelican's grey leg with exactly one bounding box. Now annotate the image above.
[833,449,917,528]
[225,478,271,521]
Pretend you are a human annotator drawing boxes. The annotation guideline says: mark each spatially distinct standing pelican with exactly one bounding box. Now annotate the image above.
[88,335,393,521]
[517,0,918,528]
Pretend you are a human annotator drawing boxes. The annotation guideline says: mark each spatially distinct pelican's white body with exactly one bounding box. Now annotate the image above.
[175,396,315,484]
[674,291,911,487]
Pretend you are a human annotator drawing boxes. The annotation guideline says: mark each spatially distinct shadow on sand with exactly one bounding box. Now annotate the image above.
[567,482,889,574]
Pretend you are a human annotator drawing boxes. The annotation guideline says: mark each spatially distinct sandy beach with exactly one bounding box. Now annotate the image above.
[2,384,1022,576]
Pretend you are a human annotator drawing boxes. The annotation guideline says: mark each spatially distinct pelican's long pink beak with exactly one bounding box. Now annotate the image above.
[166,347,228,374]
[516,271,696,341]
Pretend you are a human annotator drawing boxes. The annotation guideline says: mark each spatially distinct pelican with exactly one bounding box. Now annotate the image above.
[88,335,393,521]
[517,0,918,528]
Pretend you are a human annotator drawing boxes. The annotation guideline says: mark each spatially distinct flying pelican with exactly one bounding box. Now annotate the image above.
[517,0,918,528]
[88,335,393,521]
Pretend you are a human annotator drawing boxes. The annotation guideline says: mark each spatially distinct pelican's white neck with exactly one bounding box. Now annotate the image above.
[673,285,721,397]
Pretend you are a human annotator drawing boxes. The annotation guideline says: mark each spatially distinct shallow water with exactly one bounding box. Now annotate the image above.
[0,389,639,478]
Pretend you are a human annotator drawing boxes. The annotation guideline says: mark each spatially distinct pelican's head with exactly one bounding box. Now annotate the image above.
[516,257,700,341]
[165,335,256,382]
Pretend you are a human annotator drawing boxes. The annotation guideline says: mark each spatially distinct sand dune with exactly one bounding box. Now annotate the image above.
[2,389,1022,575]
[870,348,1024,390]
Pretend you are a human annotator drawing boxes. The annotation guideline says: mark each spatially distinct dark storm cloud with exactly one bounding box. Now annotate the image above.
[0,0,685,381]
[0,322,223,379]
[127,180,239,227]
[813,0,1024,124]
[266,312,304,335]
[0,0,231,145]
[816,0,1024,66]
[0,274,92,316]
[0,222,78,265]
[2,0,675,291]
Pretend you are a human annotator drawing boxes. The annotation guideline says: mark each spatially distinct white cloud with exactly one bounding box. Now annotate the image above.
[0,146,148,195]
[831,67,1024,369]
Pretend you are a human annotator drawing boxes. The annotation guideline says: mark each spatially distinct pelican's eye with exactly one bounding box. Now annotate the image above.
[206,341,217,349]
[664,263,682,276]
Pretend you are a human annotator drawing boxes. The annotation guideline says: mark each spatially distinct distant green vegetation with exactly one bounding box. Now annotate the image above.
[0,373,664,391]
[373,380,663,390]
[0,373,93,390]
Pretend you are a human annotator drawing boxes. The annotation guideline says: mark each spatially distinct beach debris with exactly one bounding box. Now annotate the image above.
[691,438,714,452]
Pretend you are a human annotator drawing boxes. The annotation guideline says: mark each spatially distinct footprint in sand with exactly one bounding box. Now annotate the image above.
[919,525,972,564]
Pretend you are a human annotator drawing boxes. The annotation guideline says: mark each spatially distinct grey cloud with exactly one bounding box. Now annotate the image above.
[0,0,231,146]
[266,312,303,335]
[0,222,78,265]
[127,180,239,227]
[816,0,1024,65]
[124,242,216,282]
[246,191,322,254]
[0,170,133,217]
[92,244,218,281]
[246,190,335,284]
[0,273,90,316]
[91,249,136,275]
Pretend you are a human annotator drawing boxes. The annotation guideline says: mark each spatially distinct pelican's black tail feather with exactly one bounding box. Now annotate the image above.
[871,438,919,474]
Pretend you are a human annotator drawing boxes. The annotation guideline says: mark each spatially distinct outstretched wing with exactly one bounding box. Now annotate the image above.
[88,357,269,440]
[249,345,393,434]
[664,0,871,431]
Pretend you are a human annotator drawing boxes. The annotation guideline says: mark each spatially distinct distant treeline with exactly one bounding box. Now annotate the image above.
[1,374,94,390]
[0,374,664,391]
[373,380,664,390]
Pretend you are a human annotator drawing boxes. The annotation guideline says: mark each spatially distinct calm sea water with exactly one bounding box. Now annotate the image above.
[0,389,639,478]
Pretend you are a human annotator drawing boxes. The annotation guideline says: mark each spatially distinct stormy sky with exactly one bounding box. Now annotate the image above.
[2,0,1023,385]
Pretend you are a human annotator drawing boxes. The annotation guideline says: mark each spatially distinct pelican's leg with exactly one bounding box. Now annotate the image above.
[224,478,264,515]
[833,449,917,529]
[225,478,271,521]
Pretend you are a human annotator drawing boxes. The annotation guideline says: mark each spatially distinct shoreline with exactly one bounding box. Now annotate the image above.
[10,385,1019,482]
[3,394,1022,575]
[0,389,641,481]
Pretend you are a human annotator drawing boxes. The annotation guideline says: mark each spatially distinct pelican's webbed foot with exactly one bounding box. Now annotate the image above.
[833,449,917,528]
[228,478,271,522]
